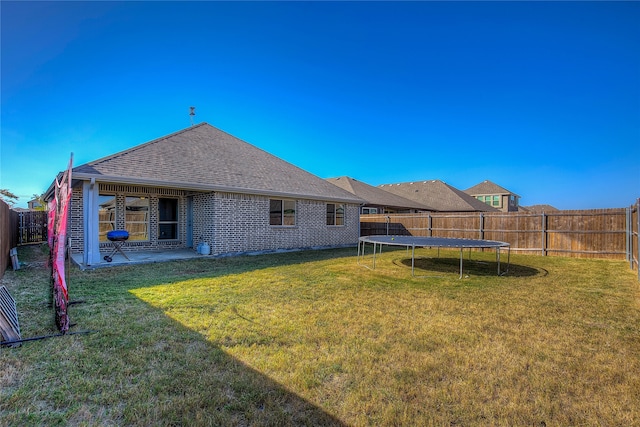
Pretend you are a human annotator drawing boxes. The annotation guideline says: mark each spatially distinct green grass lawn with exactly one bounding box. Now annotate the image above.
[1,244,639,426]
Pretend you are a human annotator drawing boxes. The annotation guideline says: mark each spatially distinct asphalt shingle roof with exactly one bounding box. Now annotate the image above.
[464,180,519,197]
[378,180,497,212]
[73,123,364,203]
[327,177,432,211]
[519,204,559,212]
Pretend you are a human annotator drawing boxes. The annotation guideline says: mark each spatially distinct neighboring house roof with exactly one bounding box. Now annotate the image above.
[326,176,432,211]
[519,204,559,212]
[378,180,498,212]
[72,123,364,204]
[464,180,520,197]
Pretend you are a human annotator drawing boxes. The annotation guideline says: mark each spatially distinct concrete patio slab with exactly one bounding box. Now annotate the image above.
[70,248,206,270]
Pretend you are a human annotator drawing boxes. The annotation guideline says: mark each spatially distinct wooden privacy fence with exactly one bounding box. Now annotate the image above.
[18,210,48,245]
[0,200,19,280]
[1,207,48,280]
[361,203,640,273]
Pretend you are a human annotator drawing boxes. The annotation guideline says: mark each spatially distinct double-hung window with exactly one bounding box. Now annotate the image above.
[270,199,296,226]
[326,203,345,226]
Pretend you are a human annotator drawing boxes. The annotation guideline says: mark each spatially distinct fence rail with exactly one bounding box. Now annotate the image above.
[361,203,639,276]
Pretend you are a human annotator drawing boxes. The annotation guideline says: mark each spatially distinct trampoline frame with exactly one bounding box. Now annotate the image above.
[357,235,511,279]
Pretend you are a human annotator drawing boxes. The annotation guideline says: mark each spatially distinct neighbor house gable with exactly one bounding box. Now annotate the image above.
[327,176,433,213]
[464,180,520,212]
[378,180,497,212]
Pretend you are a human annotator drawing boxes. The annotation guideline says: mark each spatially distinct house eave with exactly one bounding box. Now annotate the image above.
[72,173,365,205]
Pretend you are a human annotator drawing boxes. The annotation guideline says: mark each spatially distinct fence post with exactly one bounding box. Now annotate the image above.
[541,212,547,256]
[479,213,484,240]
[627,205,632,266]
[18,212,23,245]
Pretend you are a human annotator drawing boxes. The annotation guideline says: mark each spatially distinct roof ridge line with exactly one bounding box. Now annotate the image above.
[78,122,211,168]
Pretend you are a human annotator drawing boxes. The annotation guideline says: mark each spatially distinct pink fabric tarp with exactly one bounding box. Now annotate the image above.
[49,155,73,333]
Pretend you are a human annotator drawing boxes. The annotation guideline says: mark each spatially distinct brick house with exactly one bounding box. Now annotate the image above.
[63,123,363,266]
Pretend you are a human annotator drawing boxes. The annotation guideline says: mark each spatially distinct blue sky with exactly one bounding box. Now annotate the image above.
[1,1,639,209]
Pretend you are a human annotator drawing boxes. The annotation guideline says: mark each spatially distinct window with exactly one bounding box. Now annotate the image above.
[477,195,500,207]
[98,194,116,242]
[158,198,178,240]
[327,203,345,226]
[270,199,296,226]
[362,207,378,215]
[125,196,149,241]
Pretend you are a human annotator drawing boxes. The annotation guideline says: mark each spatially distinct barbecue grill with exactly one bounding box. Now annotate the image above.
[104,230,130,262]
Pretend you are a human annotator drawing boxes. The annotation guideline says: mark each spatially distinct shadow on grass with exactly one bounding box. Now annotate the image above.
[91,306,348,426]
[5,245,349,425]
[396,256,543,277]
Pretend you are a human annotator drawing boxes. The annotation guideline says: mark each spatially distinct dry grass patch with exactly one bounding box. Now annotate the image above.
[1,245,639,426]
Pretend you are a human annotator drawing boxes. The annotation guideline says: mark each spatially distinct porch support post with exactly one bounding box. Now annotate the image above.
[83,180,101,266]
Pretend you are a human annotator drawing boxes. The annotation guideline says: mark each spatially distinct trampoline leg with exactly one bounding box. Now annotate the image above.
[459,247,464,279]
[411,245,415,277]
[505,247,511,275]
[373,242,377,269]
[356,239,376,271]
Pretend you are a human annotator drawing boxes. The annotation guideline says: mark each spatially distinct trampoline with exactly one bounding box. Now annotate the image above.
[358,235,510,278]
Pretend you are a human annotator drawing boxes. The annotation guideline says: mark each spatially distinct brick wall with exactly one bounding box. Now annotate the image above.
[69,186,84,253]
[195,192,359,256]
[71,184,359,257]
